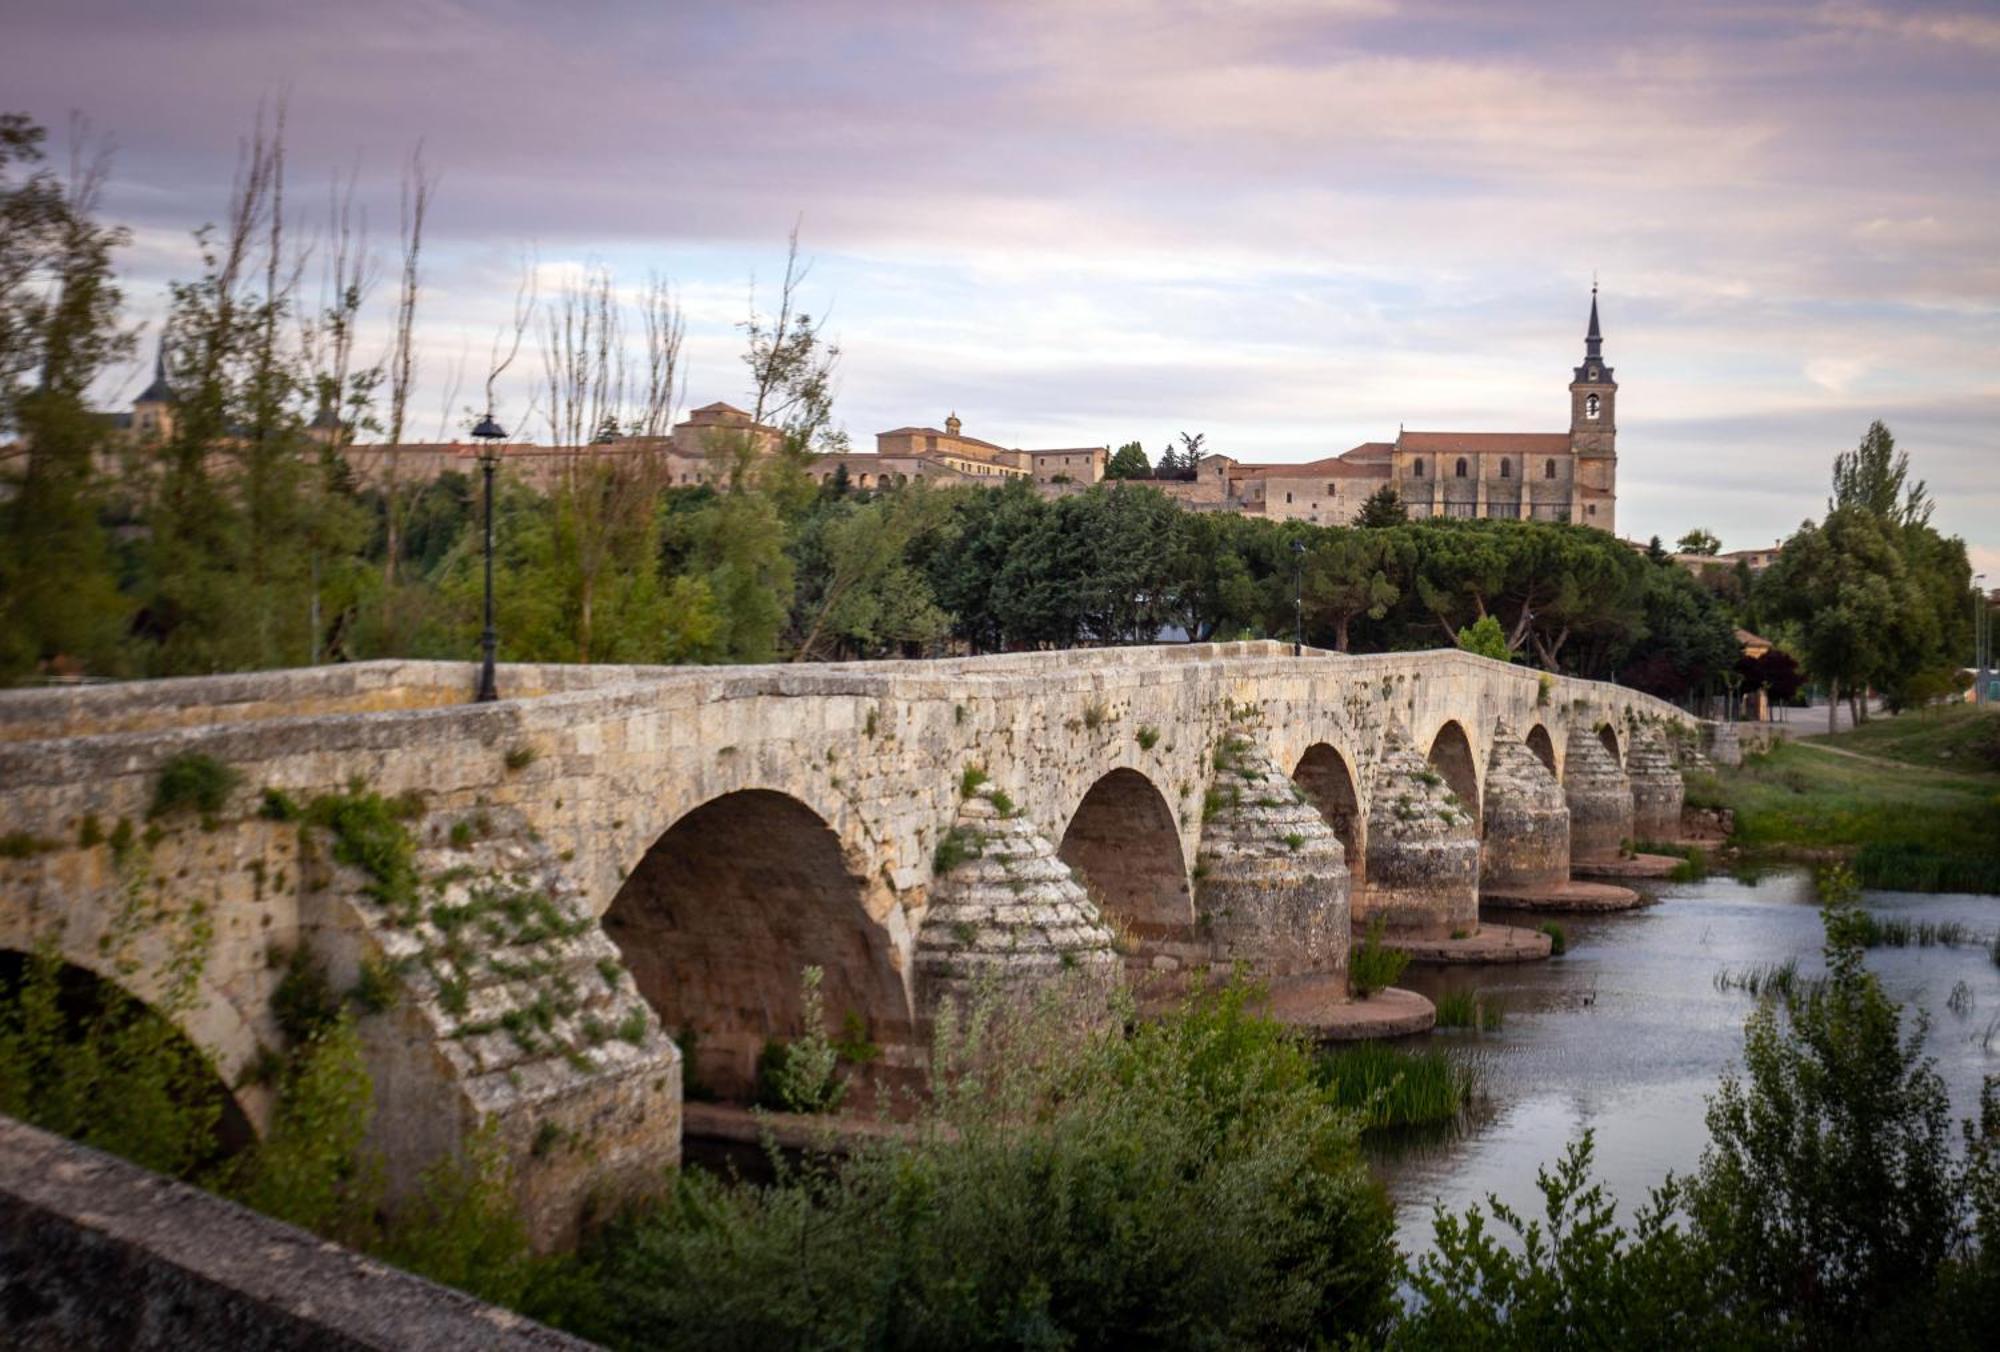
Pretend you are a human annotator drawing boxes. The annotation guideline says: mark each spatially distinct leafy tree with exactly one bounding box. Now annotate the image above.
[1306,530,1403,652]
[1354,484,1407,528]
[1676,527,1721,556]
[1685,885,1973,1345]
[1396,1136,1734,1349]
[0,114,135,680]
[789,484,949,659]
[1831,419,1930,527]
[1105,439,1150,479]
[1455,613,1511,661]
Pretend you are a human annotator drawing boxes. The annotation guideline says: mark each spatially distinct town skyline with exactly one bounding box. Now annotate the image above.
[8,0,1996,569]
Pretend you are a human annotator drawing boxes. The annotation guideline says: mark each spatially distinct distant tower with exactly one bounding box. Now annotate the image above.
[132,340,177,441]
[944,411,962,438]
[1568,285,1617,532]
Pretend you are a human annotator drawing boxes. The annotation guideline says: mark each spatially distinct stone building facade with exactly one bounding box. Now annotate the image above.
[1174,291,1621,533]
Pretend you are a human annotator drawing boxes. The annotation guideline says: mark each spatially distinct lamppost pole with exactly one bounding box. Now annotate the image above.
[472,413,507,703]
[1977,575,1989,707]
[1291,538,1306,657]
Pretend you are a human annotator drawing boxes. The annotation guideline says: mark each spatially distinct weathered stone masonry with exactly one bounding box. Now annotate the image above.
[0,643,1699,1236]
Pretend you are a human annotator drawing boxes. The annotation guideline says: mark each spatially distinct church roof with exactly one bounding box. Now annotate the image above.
[1396,431,1572,455]
[1231,452,1387,479]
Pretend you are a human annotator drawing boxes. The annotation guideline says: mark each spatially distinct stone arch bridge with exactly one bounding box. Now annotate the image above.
[0,642,1700,1241]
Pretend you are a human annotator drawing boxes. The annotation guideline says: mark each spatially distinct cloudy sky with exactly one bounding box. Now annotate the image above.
[8,0,1997,569]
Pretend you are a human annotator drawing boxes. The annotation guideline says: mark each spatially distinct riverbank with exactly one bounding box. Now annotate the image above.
[1693,705,2000,893]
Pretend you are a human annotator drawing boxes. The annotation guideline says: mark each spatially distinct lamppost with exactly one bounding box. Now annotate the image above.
[472,413,507,703]
[1977,574,1989,707]
[1291,538,1307,657]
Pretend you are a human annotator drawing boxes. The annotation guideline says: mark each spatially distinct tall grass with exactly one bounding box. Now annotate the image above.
[1433,989,1504,1031]
[1850,913,1980,949]
[1316,1041,1475,1131]
[1713,958,1827,1004]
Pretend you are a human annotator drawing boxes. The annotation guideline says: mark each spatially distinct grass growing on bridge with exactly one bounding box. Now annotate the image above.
[1712,707,2000,894]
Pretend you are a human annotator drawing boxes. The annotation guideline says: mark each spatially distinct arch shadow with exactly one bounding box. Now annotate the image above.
[1292,743,1362,880]
[1427,720,1481,824]
[602,789,909,1100]
[1524,724,1558,775]
[1058,768,1193,946]
[0,948,256,1164]
[1597,723,1623,764]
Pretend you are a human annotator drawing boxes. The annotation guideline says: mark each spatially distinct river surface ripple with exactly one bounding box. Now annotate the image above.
[1377,871,2000,1256]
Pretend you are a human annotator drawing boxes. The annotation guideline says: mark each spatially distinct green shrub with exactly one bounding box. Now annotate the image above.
[271,946,343,1046]
[502,744,537,772]
[1539,921,1568,956]
[149,752,240,821]
[1136,725,1161,751]
[349,957,402,1015]
[959,765,988,797]
[0,831,58,858]
[1348,918,1409,998]
[754,967,844,1114]
[259,788,301,822]
[932,825,985,875]
[564,980,1397,1349]
[305,790,420,918]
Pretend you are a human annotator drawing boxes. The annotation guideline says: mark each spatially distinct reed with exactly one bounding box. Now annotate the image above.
[1316,1041,1474,1131]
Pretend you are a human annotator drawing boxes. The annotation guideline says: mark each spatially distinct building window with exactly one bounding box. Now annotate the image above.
[1585,394,1600,420]
[1326,482,1336,494]
[1285,491,1293,504]
[1454,457,1468,479]
[1545,458,1556,479]
[1500,459,1511,479]
[1587,504,1597,516]
[1412,460,1424,478]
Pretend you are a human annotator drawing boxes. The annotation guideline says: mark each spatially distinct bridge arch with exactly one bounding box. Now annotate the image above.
[0,947,257,1162]
[1058,768,1193,949]
[1597,722,1623,765]
[1524,723,1558,775]
[601,788,910,1100]
[1427,720,1482,824]
[1292,743,1363,879]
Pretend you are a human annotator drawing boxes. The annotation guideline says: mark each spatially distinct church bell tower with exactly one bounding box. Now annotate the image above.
[1568,285,1617,531]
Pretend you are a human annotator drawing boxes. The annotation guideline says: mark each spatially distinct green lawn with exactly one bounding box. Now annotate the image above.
[1706,707,2000,893]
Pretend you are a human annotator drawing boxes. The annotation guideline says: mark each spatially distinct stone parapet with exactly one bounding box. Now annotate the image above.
[1194,731,1350,982]
[1357,724,1480,939]
[1480,721,1570,891]
[0,1113,589,1350]
[1563,726,1634,864]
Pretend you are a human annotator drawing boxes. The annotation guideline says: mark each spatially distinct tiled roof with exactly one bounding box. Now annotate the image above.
[1397,431,1572,454]
[1231,454,1386,479]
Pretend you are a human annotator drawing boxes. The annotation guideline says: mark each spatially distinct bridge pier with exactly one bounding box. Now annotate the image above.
[915,785,1121,1021]
[1480,721,1571,891]
[1563,723,1634,867]
[1356,724,1481,941]
[1626,728,1685,842]
[1193,732,1350,984]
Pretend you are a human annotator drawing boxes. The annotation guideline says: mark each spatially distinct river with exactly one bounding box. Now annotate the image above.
[1378,870,2000,1255]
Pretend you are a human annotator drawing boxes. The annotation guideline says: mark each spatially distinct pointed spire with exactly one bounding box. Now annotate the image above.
[136,336,176,405]
[1584,283,1602,358]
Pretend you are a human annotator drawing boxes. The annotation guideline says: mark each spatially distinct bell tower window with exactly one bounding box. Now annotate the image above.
[1585,393,1601,420]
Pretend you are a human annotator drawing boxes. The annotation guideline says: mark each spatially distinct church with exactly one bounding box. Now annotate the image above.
[1171,290,1621,533]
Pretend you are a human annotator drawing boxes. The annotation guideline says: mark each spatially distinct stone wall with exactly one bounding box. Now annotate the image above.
[0,1114,589,1350]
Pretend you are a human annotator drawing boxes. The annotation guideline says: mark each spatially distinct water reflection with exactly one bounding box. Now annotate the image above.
[1376,870,2000,1256]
